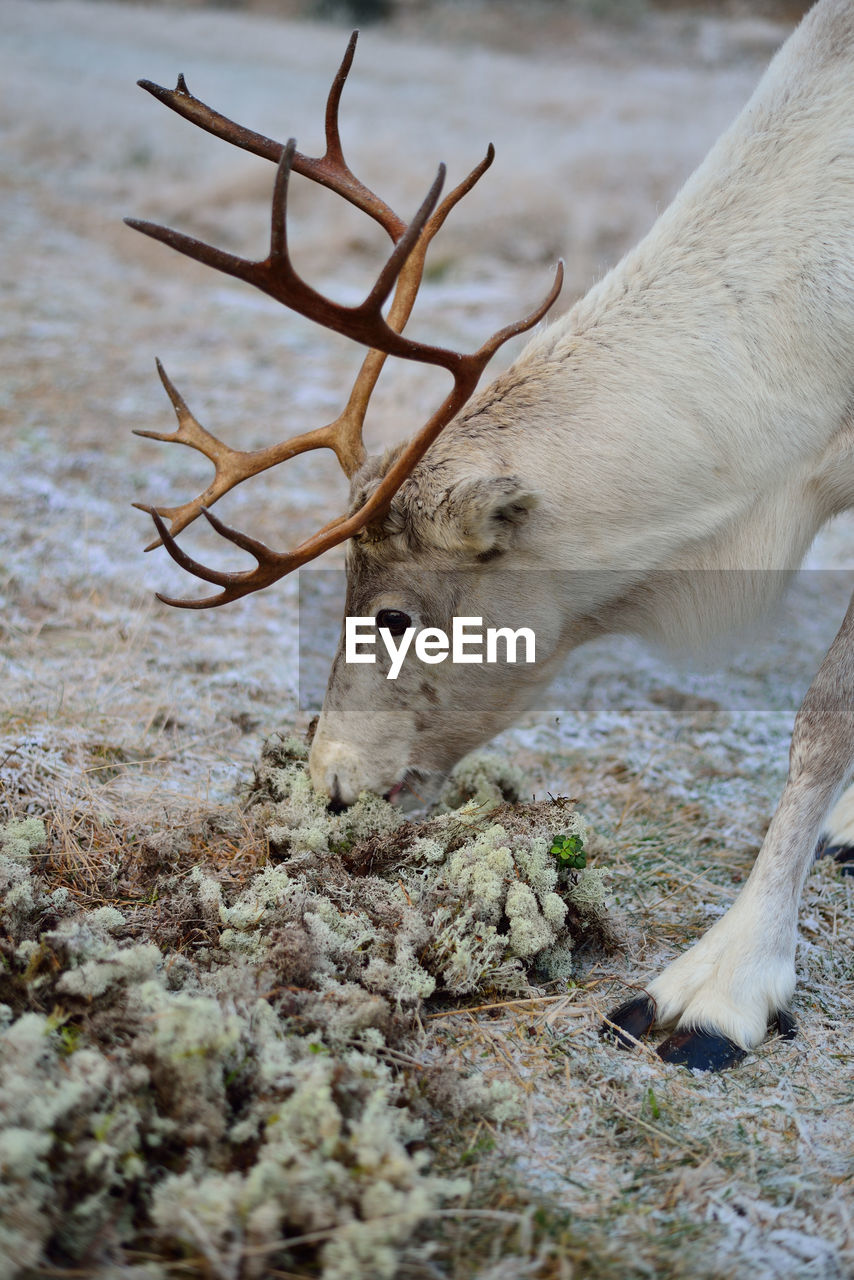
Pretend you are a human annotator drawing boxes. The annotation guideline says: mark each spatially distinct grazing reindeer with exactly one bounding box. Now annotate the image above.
[129,0,854,1071]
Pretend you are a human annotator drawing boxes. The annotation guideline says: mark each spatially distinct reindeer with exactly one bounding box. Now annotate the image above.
[128,0,854,1072]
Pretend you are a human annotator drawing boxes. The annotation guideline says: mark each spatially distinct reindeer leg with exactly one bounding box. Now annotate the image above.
[603,586,854,1071]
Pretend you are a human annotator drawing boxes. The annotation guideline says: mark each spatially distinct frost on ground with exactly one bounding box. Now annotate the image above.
[2,1,854,1277]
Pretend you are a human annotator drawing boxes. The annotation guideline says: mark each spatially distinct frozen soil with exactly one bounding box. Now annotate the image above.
[1,1,853,1276]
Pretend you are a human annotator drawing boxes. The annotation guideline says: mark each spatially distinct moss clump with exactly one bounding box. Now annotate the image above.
[245,744,602,998]
[1,816,70,940]
[438,751,525,811]
[1,817,47,862]
[0,751,610,1278]
[250,733,406,858]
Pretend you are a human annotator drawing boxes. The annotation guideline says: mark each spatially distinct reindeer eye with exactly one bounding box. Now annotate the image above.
[376,609,412,636]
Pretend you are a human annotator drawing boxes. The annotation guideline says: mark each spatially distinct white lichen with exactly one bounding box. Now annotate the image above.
[0,740,605,1277]
[0,817,47,862]
[439,752,525,811]
[566,866,610,916]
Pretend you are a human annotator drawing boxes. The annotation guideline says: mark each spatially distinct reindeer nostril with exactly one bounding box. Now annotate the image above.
[326,775,349,814]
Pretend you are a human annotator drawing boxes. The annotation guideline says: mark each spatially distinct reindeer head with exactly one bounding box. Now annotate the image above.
[128,34,563,804]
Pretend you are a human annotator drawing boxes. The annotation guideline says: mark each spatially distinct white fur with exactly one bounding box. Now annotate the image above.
[311,0,854,1051]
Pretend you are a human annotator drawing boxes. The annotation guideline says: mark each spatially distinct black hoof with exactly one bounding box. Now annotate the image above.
[655,1010,796,1071]
[774,1008,797,1041]
[600,995,656,1049]
[656,1027,747,1072]
[824,845,854,875]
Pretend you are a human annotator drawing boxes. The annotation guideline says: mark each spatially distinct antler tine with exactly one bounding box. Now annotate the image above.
[136,32,406,241]
[150,504,350,609]
[322,29,357,172]
[477,258,565,361]
[132,358,232,552]
[151,508,285,607]
[329,142,497,472]
[133,359,339,550]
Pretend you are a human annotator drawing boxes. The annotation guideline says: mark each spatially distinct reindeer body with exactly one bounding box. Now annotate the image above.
[308,0,854,1065]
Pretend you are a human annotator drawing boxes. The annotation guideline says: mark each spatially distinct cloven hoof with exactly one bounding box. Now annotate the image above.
[826,844,854,876]
[599,995,657,1049]
[600,999,797,1072]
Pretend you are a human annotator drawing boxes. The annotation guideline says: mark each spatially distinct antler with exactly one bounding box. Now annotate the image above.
[127,33,563,607]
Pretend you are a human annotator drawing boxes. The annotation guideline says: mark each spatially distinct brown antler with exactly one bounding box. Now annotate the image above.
[131,144,499,552]
[127,33,563,608]
[135,32,406,239]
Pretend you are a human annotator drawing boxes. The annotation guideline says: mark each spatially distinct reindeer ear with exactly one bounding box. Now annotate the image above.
[446,476,539,554]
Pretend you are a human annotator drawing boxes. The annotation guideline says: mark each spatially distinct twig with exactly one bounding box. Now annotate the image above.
[426,993,587,1019]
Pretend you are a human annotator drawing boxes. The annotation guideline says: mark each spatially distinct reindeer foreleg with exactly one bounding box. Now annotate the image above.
[604,586,854,1070]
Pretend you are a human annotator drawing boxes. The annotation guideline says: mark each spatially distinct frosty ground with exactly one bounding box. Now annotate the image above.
[2,1,853,1276]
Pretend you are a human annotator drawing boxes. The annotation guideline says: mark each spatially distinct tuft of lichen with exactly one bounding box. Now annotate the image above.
[0,748,609,1278]
[1,817,47,862]
[1,816,70,939]
[244,749,601,1000]
[438,750,525,811]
